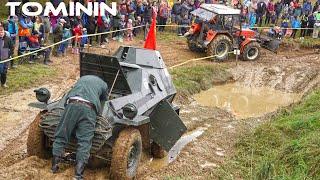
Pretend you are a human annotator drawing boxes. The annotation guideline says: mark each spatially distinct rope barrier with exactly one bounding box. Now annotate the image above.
[169,52,234,69]
[0,25,146,64]
[0,23,317,64]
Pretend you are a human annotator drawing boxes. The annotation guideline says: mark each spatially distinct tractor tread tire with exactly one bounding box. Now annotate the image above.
[151,142,166,159]
[207,35,232,61]
[187,35,204,53]
[27,112,51,159]
[110,128,142,180]
[242,42,261,61]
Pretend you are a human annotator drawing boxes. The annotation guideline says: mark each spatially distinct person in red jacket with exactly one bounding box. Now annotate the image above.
[265,0,275,25]
[72,22,82,55]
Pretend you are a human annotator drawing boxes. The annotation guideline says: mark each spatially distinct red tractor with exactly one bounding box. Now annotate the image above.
[185,4,281,61]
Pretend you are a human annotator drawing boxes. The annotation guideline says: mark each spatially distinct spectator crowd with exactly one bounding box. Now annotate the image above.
[0,0,319,88]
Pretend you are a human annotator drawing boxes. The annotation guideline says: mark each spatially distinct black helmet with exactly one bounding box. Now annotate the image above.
[34,88,51,103]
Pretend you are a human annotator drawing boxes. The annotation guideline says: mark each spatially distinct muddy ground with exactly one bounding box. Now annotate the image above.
[0,36,319,179]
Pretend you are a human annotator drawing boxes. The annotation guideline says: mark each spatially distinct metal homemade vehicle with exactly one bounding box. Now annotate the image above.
[186,4,281,61]
[27,46,187,179]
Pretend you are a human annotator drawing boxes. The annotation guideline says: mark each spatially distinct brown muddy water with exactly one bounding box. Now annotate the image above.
[194,83,301,119]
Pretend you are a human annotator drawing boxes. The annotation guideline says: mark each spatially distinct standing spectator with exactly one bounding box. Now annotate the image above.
[85,15,95,46]
[7,16,18,68]
[158,1,170,32]
[49,11,60,33]
[178,14,191,35]
[249,12,257,29]
[33,16,45,43]
[126,19,134,41]
[293,4,303,17]
[112,8,122,41]
[72,23,82,55]
[256,0,267,27]
[80,28,88,52]
[314,21,320,38]
[307,12,315,36]
[143,1,153,39]
[119,15,126,43]
[42,16,51,45]
[133,16,142,36]
[96,11,108,46]
[42,15,52,65]
[172,0,182,25]
[18,13,33,56]
[303,0,313,15]
[52,18,65,57]
[265,0,275,25]
[135,0,145,18]
[275,0,283,24]
[313,10,320,38]
[58,24,71,58]
[0,24,14,88]
[281,17,290,35]
[291,16,301,38]
[300,14,308,38]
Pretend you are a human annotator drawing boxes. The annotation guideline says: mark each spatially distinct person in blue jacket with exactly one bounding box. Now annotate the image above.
[6,16,18,68]
[291,16,301,38]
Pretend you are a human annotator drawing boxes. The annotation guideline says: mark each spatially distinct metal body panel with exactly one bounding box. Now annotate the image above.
[149,100,187,151]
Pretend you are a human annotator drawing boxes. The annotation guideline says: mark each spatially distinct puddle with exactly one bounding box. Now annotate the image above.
[194,83,301,119]
[149,127,206,170]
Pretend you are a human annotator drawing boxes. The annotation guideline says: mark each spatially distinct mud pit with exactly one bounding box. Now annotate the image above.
[0,38,319,179]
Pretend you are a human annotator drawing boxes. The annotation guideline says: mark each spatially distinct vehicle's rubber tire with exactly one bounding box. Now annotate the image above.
[151,142,166,159]
[110,128,142,180]
[187,35,204,53]
[27,112,51,159]
[207,35,232,61]
[242,42,261,61]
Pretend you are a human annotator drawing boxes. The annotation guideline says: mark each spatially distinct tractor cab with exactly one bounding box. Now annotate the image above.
[186,4,280,61]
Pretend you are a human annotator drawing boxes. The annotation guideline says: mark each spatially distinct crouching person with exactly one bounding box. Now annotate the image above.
[0,24,14,88]
[51,75,108,180]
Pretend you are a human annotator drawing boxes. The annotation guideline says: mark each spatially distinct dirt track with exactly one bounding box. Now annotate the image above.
[0,37,319,179]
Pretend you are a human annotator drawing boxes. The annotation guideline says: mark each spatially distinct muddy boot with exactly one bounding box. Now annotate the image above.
[51,156,61,173]
[74,161,86,180]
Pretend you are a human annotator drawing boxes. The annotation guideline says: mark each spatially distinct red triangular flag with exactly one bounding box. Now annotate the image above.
[144,17,156,50]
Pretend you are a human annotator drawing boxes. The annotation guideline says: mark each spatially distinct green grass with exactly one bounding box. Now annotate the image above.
[170,64,233,96]
[283,38,320,49]
[0,63,56,96]
[216,89,320,179]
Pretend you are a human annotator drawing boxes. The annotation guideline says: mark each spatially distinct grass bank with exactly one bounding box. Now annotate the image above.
[170,64,233,101]
[216,88,320,179]
[0,63,56,96]
[283,38,320,49]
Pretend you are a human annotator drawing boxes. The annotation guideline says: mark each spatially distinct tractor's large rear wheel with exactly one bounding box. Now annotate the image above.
[242,42,261,61]
[27,112,51,159]
[110,128,142,180]
[187,35,204,53]
[207,35,232,61]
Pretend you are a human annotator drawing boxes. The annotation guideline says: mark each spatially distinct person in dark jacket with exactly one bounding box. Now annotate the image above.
[51,75,108,180]
[256,0,267,26]
[53,18,65,57]
[300,14,308,37]
[86,15,96,46]
[0,24,14,88]
[275,0,283,24]
[172,0,182,24]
